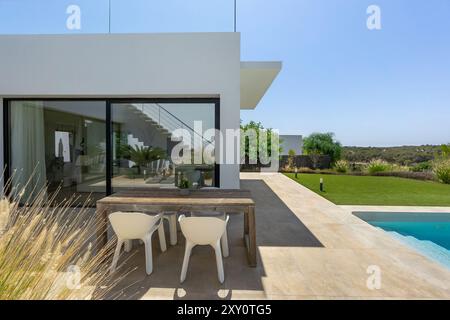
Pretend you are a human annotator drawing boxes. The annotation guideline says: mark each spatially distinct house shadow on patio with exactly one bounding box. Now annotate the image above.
[96,179,322,300]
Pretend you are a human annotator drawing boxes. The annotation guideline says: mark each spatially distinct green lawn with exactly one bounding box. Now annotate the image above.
[285,173,450,206]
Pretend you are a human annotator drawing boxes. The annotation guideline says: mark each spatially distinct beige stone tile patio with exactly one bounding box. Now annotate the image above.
[102,173,450,300]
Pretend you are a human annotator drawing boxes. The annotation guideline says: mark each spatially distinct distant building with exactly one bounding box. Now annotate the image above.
[280,135,303,156]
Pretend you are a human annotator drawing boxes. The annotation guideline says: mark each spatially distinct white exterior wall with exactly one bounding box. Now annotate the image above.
[0,33,241,188]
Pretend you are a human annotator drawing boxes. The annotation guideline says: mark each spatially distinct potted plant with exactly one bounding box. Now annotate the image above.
[120,145,166,175]
[179,178,190,196]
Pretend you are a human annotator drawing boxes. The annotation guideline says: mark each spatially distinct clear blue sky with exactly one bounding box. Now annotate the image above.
[1,0,449,147]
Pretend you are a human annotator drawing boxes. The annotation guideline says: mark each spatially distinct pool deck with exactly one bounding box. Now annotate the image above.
[107,173,450,300]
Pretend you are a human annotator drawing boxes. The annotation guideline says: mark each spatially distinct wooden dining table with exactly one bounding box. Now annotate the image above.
[96,189,257,267]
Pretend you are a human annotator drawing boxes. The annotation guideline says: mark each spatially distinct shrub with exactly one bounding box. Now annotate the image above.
[296,167,315,174]
[293,168,336,175]
[391,164,410,172]
[369,171,435,181]
[285,150,296,171]
[411,162,432,172]
[366,159,392,175]
[433,159,450,184]
[334,160,350,174]
[349,163,366,173]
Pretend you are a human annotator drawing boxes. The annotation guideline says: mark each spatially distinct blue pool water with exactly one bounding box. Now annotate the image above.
[370,221,450,250]
[354,212,450,270]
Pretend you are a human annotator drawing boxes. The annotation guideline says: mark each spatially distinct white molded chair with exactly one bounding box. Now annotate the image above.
[191,211,229,258]
[179,215,229,284]
[193,187,229,257]
[109,212,167,276]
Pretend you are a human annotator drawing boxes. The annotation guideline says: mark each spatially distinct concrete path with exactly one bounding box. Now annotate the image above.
[105,173,450,300]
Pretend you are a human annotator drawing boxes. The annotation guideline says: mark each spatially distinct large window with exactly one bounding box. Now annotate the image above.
[5,99,219,205]
[7,100,107,204]
[112,102,217,192]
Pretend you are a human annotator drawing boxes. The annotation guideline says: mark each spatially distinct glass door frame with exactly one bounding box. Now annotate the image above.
[3,98,221,197]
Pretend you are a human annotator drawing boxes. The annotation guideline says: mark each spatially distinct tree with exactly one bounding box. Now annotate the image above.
[286,149,296,170]
[240,121,282,164]
[303,132,342,164]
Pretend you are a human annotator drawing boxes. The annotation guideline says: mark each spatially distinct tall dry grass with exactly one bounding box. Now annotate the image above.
[0,173,130,300]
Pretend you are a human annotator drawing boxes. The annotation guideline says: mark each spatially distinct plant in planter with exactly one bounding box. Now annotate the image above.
[179,178,190,196]
[120,145,166,175]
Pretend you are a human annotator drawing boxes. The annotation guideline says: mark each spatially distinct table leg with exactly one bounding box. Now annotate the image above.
[169,213,178,246]
[244,207,249,238]
[95,203,108,252]
[244,206,257,268]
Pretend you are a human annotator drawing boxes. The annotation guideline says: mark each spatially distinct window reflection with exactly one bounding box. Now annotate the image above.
[9,101,107,205]
[112,103,217,191]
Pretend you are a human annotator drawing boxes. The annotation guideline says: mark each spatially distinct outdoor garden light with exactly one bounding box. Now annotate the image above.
[320,178,324,192]
[295,167,298,178]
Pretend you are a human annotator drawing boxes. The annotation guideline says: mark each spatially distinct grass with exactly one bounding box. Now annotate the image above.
[285,173,450,206]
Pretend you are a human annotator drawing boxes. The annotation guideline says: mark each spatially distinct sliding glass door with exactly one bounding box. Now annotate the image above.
[111,102,217,192]
[5,99,219,205]
[8,100,107,204]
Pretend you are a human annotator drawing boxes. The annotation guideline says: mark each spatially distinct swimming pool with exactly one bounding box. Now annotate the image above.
[354,212,450,270]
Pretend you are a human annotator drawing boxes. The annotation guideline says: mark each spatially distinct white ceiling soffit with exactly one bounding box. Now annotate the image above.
[240,61,282,110]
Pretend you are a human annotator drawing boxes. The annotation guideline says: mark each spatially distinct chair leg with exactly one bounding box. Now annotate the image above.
[168,214,178,246]
[214,241,225,284]
[221,229,229,258]
[220,213,229,258]
[110,239,124,275]
[180,241,194,283]
[124,240,133,253]
[158,223,167,252]
[143,236,154,276]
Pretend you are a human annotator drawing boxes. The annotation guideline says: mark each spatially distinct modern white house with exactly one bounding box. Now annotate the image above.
[280,135,303,156]
[0,33,281,203]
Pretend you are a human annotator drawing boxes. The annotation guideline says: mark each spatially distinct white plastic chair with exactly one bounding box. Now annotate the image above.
[109,212,167,276]
[193,187,229,257]
[178,215,229,284]
[191,211,229,258]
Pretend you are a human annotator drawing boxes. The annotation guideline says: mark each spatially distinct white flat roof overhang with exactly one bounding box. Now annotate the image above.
[240,61,282,110]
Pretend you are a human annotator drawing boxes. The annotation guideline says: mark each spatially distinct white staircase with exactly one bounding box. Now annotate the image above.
[128,103,212,148]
